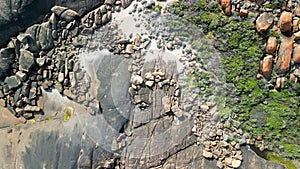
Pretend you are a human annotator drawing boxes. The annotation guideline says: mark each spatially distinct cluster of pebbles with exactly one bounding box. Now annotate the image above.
[0,0,133,120]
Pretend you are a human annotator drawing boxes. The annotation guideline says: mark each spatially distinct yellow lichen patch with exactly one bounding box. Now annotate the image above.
[63,106,74,122]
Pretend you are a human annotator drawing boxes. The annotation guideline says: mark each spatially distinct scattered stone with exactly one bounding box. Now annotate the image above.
[279,11,292,33]
[239,9,248,17]
[36,57,45,67]
[145,80,154,87]
[63,89,76,100]
[200,104,209,112]
[0,48,15,78]
[256,12,273,33]
[225,157,233,166]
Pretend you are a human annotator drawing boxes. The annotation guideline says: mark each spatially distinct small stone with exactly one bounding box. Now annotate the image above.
[217,160,224,169]
[232,159,242,168]
[19,49,34,72]
[130,75,143,85]
[202,150,213,158]
[134,34,141,46]
[16,71,27,81]
[58,72,64,83]
[125,44,134,54]
[266,36,277,55]
[293,45,300,64]
[257,135,263,141]
[142,40,151,49]
[216,129,223,136]
[239,9,248,17]
[4,76,21,90]
[279,11,292,33]
[256,12,273,32]
[36,57,45,66]
[63,89,76,100]
[145,80,154,87]
[224,157,233,166]
[0,99,6,107]
[200,105,209,112]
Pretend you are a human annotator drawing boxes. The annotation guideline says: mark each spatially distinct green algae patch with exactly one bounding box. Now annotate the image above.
[267,152,297,169]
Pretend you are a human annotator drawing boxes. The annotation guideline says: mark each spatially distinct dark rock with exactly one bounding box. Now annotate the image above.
[19,49,35,72]
[4,76,21,90]
[17,33,39,52]
[0,48,15,79]
[38,22,53,51]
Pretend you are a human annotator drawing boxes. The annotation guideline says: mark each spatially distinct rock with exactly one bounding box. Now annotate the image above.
[203,150,213,158]
[295,6,300,17]
[239,9,248,17]
[4,76,21,90]
[134,34,141,46]
[63,89,76,100]
[16,71,27,81]
[293,19,299,32]
[293,45,300,64]
[36,57,45,67]
[17,33,39,52]
[225,157,233,166]
[19,49,34,72]
[52,6,79,22]
[261,55,273,79]
[51,6,68,16]
[279,11,292,33]
[294,31,300,40]
[266,36,277,55]
[72,35,88,47]
[200,105,209,112]
[105,0,115,5]
[221,0,231,16]
[38,22,53,51]
[0,48,15,79]
[162,96,171,113]
[125,44,134,54]
[275,77,285,90]
[24,105,40,112]
[232,159,242,168]
[145,80,154,87]
[256,12,273,33]
[275,37,293,74]
[121,0,132,8]
[130,75,143,85]
[143,40,151,49]
[58,72,64,83]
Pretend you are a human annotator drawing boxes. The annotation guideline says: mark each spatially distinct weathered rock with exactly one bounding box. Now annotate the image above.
[52,6,79,22]
[145,80,154,87]
[293,19,299,32]
[4,76,21,90]
[256,12,273,33]
[202,150,213,158]
[295,6,300,17]
[266,36,277,55]
[19,49,34,72]
[275,37,293,74]
[0,48,15,79]
[294,31,300,40]
[232,159,242,168]
[72,35,88,47]
[36,58,45,67]
[221,0,231,15]
[16,71,27,81]
[239,9,248,17]
[125,44,134,54]
[105,0,115,5]
[293,45,300,64]
[134,34,141,46]
[130,75,143,85]
[261,55,273,79]
[17,33,39,52]
[38,22,53,51]
[279,11,292,33]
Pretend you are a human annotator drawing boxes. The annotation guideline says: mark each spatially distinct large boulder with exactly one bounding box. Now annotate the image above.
[0,0,107,47]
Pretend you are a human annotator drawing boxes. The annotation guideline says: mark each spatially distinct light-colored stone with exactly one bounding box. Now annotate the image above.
[256,12,273,32]
[232,159,242,168]
[293,45,300,63]
[203,150,213,158]
[130,75,143,85]
[225,157,233,166]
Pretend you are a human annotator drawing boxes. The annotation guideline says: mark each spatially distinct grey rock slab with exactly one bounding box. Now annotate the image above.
[4,75,21,90]
[19,49,34,72]
[0,48,15,79]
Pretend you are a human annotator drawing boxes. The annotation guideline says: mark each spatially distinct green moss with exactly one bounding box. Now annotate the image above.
[267,152,297,169]
[170,0,300,159]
